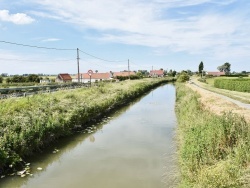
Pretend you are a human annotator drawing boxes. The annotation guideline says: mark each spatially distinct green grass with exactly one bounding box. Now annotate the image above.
[176,84,250,187]
[0,78,175,172]
[192,76,250,104]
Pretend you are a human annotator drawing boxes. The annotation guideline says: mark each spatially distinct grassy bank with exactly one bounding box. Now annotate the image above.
[176,84,250,187]
[0,78,174,174]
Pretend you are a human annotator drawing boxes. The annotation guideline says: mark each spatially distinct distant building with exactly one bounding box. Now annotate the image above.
[40,79,51,84]
[56,73,72,83]
[206,72,226,77]
[149,70,164,77]
[112,71,136,78]
[73,72,111,83]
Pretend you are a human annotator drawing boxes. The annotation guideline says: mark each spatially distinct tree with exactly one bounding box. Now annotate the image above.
[95,70,98,73]
[167,69,176,77]
[217,62,231,75]
[172,70,177,77]
[136,71,143,78]
[6,77,11,83]
[0,76,3,83]
[198,61,204,77]
[168,69,172,76]
[12,75,25,83]
[26,74,40,83]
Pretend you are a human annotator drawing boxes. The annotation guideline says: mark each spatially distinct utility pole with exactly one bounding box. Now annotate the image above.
[128,59,130,80]
[77,48,80,83]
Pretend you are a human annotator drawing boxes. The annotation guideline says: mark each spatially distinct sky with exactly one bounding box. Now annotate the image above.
[0,0,249,75]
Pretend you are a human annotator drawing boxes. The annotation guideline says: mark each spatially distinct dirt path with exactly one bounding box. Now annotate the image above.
[186,82,250,122]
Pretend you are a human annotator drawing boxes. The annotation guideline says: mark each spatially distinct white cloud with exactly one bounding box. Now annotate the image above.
[0,10,34,25]
[19,0,250,60]
[41,38,61,42]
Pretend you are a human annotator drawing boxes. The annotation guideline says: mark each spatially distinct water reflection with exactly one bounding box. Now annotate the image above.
[89,135,95,143]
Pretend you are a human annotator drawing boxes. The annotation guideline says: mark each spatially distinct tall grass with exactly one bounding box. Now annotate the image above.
[176,84,250,187]
[0,78,174,173]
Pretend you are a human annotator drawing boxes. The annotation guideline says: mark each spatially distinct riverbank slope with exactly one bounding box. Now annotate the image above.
[176,83,250,187]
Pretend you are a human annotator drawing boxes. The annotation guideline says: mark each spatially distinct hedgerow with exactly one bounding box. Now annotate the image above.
[214,78,250,92]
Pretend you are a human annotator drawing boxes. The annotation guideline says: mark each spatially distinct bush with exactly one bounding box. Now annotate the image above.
[220,75,248,77]
[116,75,141,81]
[177,72,190,82]
[198,78,207,83]
[205,74,214,78]
[0,76,3,83]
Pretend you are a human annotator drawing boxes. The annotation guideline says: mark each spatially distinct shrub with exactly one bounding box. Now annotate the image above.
[198,78,207,83]
[177,72,190,82]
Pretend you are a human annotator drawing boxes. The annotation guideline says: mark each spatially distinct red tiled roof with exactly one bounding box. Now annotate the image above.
[207,72,225,76]
[76,73,110,79]
[150,70,164,75]
[58,73,72,81]
[112,71,136,77]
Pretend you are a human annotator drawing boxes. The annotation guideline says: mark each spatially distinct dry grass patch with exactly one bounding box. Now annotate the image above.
[186,82,250,122]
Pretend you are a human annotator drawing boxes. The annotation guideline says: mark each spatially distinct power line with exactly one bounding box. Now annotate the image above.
[0,40,75,51]
[79,49,127,63]
[0,57,74,62]
[80,59,126,69]
[0,40,127,62]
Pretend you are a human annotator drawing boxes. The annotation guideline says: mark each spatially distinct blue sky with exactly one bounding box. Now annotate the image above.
[0,0,249,74]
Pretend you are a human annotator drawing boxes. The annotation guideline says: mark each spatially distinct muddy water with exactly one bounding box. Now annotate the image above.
[1,84,178,188]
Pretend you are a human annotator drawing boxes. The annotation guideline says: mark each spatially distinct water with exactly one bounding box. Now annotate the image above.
[0,84,178,188]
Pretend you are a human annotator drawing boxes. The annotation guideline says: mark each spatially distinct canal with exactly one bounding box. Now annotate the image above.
[1,84,178,188]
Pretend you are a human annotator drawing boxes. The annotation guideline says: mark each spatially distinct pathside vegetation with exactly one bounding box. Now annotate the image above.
[176,84,250,187]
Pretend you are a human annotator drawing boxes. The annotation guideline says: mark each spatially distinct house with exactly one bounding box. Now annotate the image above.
[112,71,136,78]
[149,70,164,77]
[40,79,51,84]
[206,72,225,77]
[73,72,111,83]
[56,73,72,83]
[1,73,8,77]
